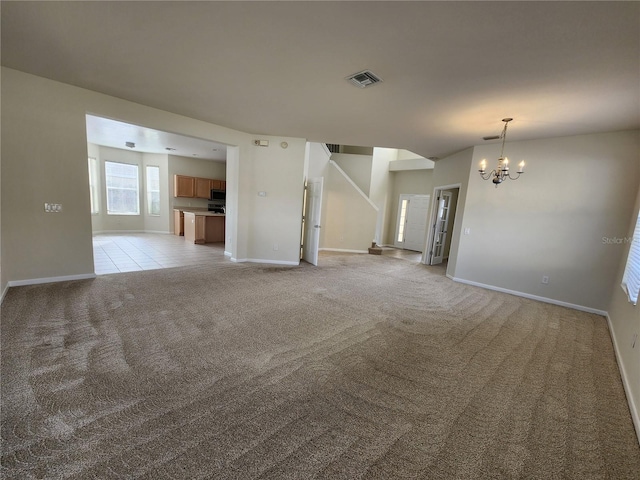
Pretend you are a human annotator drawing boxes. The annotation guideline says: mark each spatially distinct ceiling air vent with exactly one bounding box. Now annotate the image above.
[346,70,382,88]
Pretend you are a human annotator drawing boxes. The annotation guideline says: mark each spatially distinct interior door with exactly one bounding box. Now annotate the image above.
[430,191,452,265]
[403,195,431,252]
[302,177,323,266]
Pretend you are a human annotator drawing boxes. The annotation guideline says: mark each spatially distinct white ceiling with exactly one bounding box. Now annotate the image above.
[86,115,228,161]
[2,2,639,159]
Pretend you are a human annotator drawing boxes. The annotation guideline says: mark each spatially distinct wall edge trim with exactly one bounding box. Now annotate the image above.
[7,273,97,288]
[231,258,299,266]
[605,313,640,446]
[319,248,369,254]
[450,276,607,315]
[1,284,9,305]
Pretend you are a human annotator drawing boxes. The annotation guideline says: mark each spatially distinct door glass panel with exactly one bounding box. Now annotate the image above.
[397,199,409,242]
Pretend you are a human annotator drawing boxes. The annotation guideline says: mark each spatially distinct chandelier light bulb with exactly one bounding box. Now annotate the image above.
[478,118,526,188]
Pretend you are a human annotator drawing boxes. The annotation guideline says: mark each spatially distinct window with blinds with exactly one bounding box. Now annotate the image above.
[621,212,640,305]
[105,161,140,215]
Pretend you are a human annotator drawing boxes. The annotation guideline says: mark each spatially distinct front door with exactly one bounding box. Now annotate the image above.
[403,195,431,252]
[302,177,323,266]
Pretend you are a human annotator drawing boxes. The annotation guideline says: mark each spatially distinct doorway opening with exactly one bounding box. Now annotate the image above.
[85,114,232,275]
[424,185,460,268]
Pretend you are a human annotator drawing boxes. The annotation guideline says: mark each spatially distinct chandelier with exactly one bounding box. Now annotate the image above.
[479,118,525,187]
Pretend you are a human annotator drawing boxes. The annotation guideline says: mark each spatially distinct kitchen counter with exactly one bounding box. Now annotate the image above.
[183,211,225,244]
[181,210,225,217]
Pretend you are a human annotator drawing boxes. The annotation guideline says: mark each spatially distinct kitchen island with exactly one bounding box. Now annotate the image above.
[180,210,225,244]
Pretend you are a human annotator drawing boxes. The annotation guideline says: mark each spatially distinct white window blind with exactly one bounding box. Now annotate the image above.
[105,161,140,215]
[621,212,640,305]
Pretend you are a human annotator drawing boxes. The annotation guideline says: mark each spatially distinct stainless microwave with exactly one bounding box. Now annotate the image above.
[210,189,226,201]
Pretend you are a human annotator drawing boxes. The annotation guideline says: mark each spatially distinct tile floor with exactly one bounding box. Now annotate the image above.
[92,235,440,276]
[92,233,225,275]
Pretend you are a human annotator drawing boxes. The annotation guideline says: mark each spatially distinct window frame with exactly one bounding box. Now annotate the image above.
[88,156,100,215]
[621,212,640,305]
[105,160,140,216]
[146,165,161,217]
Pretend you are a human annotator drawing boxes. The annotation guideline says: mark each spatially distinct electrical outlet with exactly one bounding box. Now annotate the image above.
[273,243,279,251]
[44,203,63,213]
[464,228,471,235]
[542,275,549,284]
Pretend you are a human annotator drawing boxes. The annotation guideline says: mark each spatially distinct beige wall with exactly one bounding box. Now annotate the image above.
[1,67,307,287]
[307,143,378,252]
[607,182,640,435]
[454,131,640,311]
[320,163,378,252]
[384,169,434,245]
[331,153,373,196]
[370,148,397,244]
[237,135,306,263]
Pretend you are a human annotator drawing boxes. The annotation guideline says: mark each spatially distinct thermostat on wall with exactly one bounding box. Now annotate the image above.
[253,139,269,147]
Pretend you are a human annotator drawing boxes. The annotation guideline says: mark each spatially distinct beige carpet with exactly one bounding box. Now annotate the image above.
[1,252,639,479]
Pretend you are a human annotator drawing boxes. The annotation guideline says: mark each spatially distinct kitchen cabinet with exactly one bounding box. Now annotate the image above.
[183,211,225,244]
[174,210,184,236]
[195,177,212,199]
[174,175,195,198]
[173,175,225,198]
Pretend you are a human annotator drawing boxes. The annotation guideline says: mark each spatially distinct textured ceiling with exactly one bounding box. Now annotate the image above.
[2,1,639,159]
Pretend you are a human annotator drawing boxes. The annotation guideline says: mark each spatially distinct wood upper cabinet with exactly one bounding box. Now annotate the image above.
[174,175,195,198]
[195,177,212,199]
[174,174,225,198]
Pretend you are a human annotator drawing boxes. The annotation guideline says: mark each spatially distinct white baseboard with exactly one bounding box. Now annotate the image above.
[230,258,299,266]
[92,230,171,235]
[1,283,9,304]
[449,276,608,316]
[92,230,146,235]
[7,273,97,288]
[319,248,368,254]
[224,251,232,257]
[606,313,640,445]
